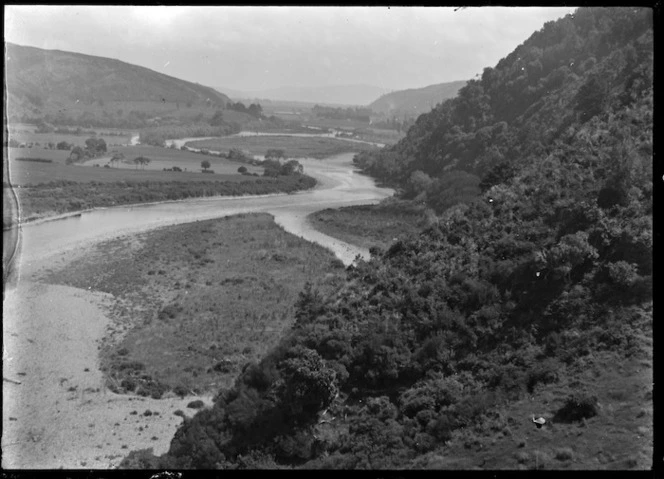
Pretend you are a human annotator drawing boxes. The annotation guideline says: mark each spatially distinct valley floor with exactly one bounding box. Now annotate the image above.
[2,213,344,468]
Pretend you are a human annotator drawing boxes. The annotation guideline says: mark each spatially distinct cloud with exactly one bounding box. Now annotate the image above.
[4,6,576,91]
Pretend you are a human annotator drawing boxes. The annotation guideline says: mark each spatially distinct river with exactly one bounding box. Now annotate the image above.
[13,153,391,272]
[2,142,392,468]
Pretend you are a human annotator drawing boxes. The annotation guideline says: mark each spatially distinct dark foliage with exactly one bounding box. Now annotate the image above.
[126,8,652,469]
[354,7,653,213]
[553,393,600,423]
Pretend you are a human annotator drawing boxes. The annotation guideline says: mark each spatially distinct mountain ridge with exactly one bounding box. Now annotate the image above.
[218,83,391,106]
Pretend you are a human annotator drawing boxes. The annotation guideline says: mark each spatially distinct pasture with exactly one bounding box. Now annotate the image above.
[187,134,379,159]
[6,146,262,186]
[84,145,264,176]
[8,128,134,148]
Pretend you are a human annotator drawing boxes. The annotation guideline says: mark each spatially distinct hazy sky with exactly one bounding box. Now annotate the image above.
[5,6,577,92]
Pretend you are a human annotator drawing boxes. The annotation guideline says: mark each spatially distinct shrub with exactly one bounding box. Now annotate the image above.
[117,360,145,371]
[212,360,233,373]
[554,393,599,422]
[118,448,162,469]
[554,447,574,461]
[158,304,181,321]
[14,157,53,163]
[173,385,189,398]
[526,359,560,393]
[187,400,205,409]
[120,378,137,391]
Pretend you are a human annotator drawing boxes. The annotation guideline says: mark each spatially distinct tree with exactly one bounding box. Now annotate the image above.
[237,166,248,174]
[262,159,282,177]
[131,156,150,169]
[248,103,263,118]
[111,152,125,168]
[265,149,286,161]
[68,146,86,164]
[407,170,433,199]
[85,137,107,156]
[280,159,303,176]
[209,110,225,126]
[201,160,211,172]
[272,347,338,423]
[574,74,609,122]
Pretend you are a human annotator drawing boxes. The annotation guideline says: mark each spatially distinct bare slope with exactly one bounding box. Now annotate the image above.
[5,43,231,117]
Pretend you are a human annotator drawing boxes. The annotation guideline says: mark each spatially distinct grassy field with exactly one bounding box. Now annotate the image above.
[8,128,133,148]
[40,213,346,398]
[87,145,264,175]
[352,128,405,146]
[6,146,264,186]
[308,200,427,252]
[424,347,653,470]
[187,135,380,159]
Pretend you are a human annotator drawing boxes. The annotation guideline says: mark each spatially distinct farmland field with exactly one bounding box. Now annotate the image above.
[8,128,134,148]
[82,145,264,176]
[5,145,265,186]
[187,134,379,159]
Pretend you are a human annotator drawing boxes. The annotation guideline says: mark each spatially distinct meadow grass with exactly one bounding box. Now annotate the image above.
[8,129,133,148]
[435,349,653,470]
[89,145,264,175]
[6,159,255,186]
[308,201,426,251]
[40,213,346,398]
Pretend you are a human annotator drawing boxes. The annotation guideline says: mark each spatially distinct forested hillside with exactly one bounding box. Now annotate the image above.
[121,7,653,470]
[355,7,653,213]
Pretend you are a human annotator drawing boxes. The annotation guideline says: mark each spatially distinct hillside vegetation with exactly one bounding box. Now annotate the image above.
[369,80,467,118]
[122,8,652,470]
[355,8,653,211]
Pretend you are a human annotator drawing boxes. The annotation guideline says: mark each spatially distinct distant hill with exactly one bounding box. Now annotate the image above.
[5,43,231,119]
[368,80,467,117]
[219,84,390,106]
